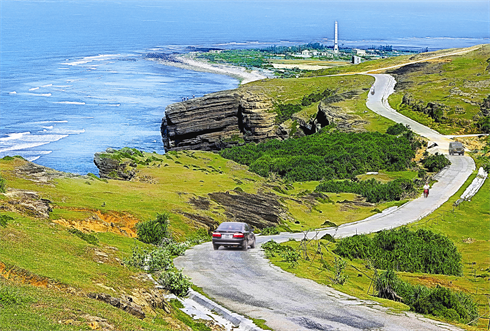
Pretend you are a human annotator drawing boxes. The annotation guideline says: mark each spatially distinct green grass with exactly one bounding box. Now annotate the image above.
[388,44,490,135]
[242,74,373,106]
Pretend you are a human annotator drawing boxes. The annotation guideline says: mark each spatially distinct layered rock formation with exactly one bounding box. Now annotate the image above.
[161,90,280,151]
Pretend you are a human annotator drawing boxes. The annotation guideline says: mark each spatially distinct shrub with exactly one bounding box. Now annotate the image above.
[68,228,98,245]
[0,214,14,228]
[334,228,462,275]
[476,116,490,133]
[316,178,415,203]
[376,269,478,324]
[0,174,6,193]
[0,285,32,306]
[136,213,170,245]
[221,131,416,182]
[386,123,410,135]
[125,246,173,272]
[261,227,280,235]
[333,257,348,285]
[160,239,188,256]
[159,269,191,297]
[282,249,300,268]
[422,153,451,172]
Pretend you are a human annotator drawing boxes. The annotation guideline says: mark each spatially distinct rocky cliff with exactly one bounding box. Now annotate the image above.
[161,88,368,151]
[161,90,281,151]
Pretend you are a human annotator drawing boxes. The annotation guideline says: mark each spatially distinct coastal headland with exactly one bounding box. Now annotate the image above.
[0,44,489,330]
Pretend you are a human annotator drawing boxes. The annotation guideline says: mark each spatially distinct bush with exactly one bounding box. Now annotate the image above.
[422,153,451,172]
[386,123,410,135]
[221,131,416,182]
[0,285,31,306]
[125,246,173,272]
[0,214,13,228]
[0,174,6,193]
[261,227,280,235]
[282,249,300,268]
[376,269,478,324]
[160,239,188,256]
[68,228,98,245]
[159,269,191,297]
[476,116,490,133]
[136,213,170,245]
[333,257,348,285]
[316,178,415,203]
[334,227,462,275]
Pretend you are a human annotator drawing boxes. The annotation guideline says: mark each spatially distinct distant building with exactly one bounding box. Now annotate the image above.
[209,50,222,54]
[352,55,362,64]
[354,49,366,56]
[301,50,312,57]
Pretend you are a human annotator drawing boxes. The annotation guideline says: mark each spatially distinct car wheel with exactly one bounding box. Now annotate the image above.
[213,244,220,250]
[241,242,248,251]
[250,238,256,249]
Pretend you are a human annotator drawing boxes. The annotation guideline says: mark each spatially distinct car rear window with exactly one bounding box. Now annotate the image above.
[217,223,243,231]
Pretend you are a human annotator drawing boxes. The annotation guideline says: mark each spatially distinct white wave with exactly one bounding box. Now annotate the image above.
[0,132,31,142]
[42,84,53,87]
[0,134,68,154]
[61,54,120,66]
[53,101,85,105]
[43,126,54,129]
[29,87,40,91]
[26,93,51,97]
[46,128,85,135]
[9,91,17,95]
[26,151,52,162]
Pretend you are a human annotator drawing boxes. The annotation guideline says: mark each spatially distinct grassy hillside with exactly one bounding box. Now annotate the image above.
[388,44,490,135]
[0,146,419,329]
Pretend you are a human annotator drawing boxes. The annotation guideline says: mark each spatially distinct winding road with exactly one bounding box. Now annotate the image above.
[175,74,476,330]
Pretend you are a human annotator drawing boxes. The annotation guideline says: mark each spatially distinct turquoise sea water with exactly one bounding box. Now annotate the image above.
[1,0,489,174]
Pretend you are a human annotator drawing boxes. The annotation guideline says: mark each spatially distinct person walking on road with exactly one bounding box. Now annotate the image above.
[423,182,430,198]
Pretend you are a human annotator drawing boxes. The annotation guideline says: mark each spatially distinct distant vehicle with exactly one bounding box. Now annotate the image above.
[449,141,465,155]
[370,87,375,95]
[212,222,256,251]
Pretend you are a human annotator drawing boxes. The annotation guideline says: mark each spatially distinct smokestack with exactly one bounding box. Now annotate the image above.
[334,21,339,53]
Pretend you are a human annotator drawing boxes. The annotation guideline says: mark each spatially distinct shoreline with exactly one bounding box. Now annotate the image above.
[150,54,271,85]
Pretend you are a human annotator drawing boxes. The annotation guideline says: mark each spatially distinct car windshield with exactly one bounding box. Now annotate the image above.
[217,223,243,231]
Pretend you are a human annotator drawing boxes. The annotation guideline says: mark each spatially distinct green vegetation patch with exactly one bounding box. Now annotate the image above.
[67,228,99,245]
[136,213,170,245]
[376,269,478,324]
[316,178,415,203]
[334,227,463,275]
[0,174,6,193]
[274,88,335,124]
[220,130,416,182]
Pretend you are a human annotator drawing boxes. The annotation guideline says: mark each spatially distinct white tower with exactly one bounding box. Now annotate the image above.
[334,21,339,53]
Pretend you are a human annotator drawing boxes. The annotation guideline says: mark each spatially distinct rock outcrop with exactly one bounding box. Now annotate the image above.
[88,292,146,319]
[161,90,279,151]
[208,190,287,228]
[94,148,136,180]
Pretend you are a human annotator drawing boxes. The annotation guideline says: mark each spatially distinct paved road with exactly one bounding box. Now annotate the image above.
[175,74,475,331]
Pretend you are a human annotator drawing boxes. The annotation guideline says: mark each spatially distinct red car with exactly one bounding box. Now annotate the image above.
[212,222,256,251]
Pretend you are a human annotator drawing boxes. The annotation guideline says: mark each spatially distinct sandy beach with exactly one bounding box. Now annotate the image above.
[151,54,270,85]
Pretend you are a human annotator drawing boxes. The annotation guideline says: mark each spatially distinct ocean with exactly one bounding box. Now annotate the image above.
[1,0,489,175]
